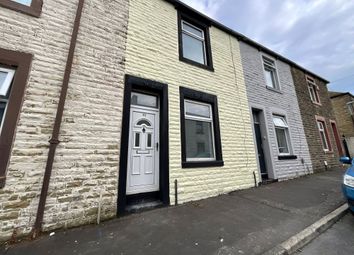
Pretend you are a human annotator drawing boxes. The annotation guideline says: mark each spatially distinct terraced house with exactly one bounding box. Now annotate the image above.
[0,0,129,241]
[330,91,354,157]
[291,68,342,171]
[240,43,313,182]
[0,0,339,242]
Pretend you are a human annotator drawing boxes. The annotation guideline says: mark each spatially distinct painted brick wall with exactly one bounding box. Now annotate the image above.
[0,0,128,241]
[291,67,341,171]
[240,42,313,180]
[125,0,259,204]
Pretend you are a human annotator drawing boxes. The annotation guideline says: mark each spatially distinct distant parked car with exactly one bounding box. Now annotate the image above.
[341,157,354,213]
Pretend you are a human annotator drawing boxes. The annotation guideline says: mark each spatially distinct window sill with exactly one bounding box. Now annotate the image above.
[0,0,43,17]
[179,56,214,72]
[182,160,224,168]
[266,86,282,94]
[278,155,298,160]
[324,150,334,154]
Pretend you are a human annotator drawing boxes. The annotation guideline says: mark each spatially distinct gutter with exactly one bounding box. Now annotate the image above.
[165,0,330,84]
[32,0,85,238]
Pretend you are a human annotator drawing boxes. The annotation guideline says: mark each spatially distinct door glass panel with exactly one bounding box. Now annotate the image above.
[185,119,214,159]
[147,133,152,148]
[131,92,157,108]
[182,33,205,65]
[185,101,211,118]
[136,119,151,126]
[134,133,140,148]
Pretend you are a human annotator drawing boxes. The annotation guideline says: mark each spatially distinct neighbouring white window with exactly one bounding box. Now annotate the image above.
[0,67,15,131]
[184,100,215,161]
[181,20,207,65]
[273,115,291,155]
[11,0,32,6]
[317,120,330,151]
[347,101,354,116]
[307,76,320,104]
[262,56,279,90]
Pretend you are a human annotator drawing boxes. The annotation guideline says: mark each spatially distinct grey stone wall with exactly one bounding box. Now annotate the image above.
[240,42,313,180]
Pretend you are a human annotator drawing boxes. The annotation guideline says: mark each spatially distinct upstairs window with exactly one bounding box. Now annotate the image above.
[0,0,42,17]
[178,13,213,71]
[273,115,291,155]
[0,67,15,132]
[317,119,331,151]
[262,56,280,90]
[307,76,320,104]
[181,21,206,65]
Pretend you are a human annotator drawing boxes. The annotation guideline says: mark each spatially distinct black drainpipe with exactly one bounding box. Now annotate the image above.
[32,0,85,238]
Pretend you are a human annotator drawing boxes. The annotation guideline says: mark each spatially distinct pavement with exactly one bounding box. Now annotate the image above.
[0,168,347,255]
[296,213,354,255]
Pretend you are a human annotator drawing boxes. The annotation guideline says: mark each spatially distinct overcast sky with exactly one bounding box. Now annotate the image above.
[180,0,354,94]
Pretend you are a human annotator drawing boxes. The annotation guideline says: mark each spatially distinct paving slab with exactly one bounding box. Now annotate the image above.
[0,169,346,255]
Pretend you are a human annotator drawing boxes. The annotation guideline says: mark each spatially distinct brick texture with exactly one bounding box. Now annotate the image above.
[240,42,313,180]
[291,67,341,172]
[0,0,128,241]
[125,0,259,204]
[330,93,354,137]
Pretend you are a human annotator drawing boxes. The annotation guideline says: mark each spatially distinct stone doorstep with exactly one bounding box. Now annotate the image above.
[263,203,349,255]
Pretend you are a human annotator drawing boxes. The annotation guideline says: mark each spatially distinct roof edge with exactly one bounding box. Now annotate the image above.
[165,0,330,84]
[329,92,354,99]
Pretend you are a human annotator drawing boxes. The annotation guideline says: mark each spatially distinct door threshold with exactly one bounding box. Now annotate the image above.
[125,200,164,214]
[259,179,278,186]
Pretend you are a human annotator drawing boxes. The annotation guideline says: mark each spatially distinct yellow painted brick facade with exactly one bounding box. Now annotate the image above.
[125,0,259,204]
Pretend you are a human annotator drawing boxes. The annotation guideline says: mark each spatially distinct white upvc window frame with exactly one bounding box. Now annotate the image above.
[262,55,280,90]
[0,67,15,97]
[317,120,329,151]
[184,99,216,162]
[181,20,207,65]
[306,76,320,104]
[273,115,291,156]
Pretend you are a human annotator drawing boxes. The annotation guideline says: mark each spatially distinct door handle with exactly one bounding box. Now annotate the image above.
[156,142,159,151]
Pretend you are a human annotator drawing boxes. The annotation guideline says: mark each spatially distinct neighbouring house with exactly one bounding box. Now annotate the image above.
[329,91,354,157]
[291,68,342,171]
[240,43,313,182]
[0,0,129,241]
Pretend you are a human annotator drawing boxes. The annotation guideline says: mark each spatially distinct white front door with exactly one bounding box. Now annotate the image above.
[126,104,159,195]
